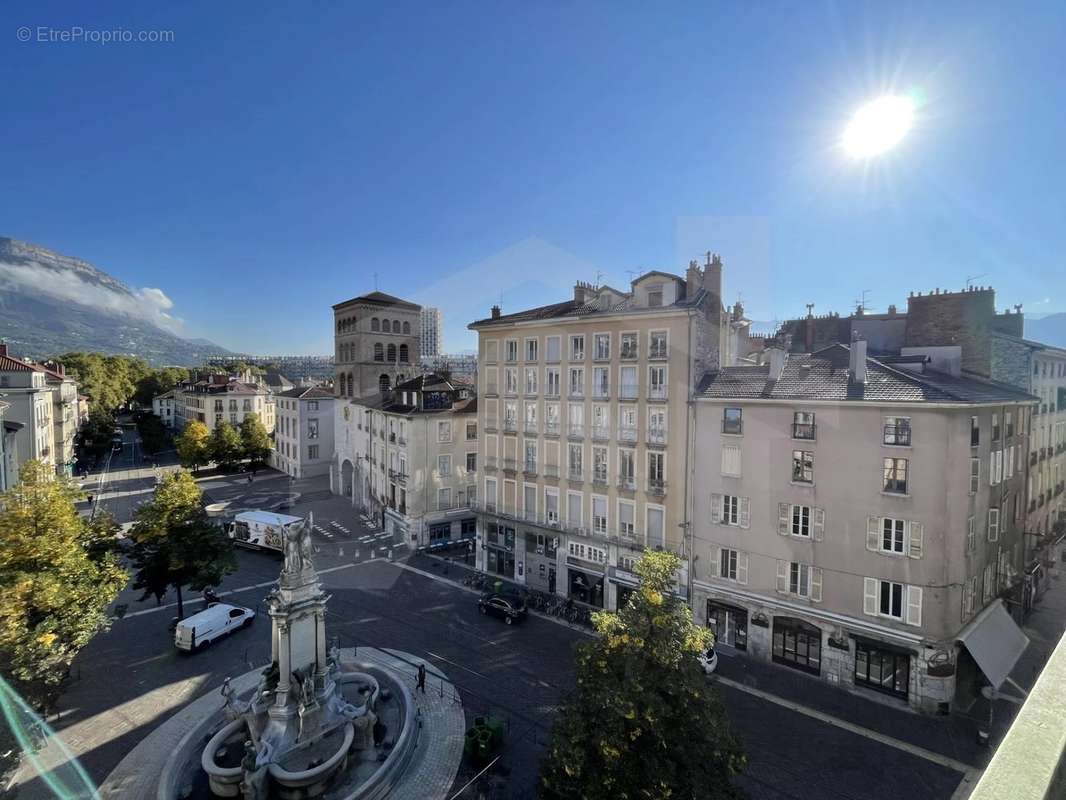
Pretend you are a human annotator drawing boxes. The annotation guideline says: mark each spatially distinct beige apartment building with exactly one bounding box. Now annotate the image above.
[333,291,421,399]
[332,374,477,548]
[170,375,276,435]
[691,341,1036,712]
[468,256,739,609]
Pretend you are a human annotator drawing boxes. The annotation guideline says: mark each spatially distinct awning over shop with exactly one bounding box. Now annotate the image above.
[956,600,1029,689]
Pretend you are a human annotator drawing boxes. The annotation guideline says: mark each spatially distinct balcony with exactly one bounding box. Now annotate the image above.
[618,425,637,444]
[387,469,408,484]
[389,432,396,443]
[568,468,584,483]
[485,419,498,433]
[484,456,498,471]
[792,423,817,441]
[544,421,560,437]
[592,386,610,401]
[397,435,407,446]
[647,426,667,446]
[568,424,584,440]
[524,421,539,435]
[545,386,560,399]
[649,346,668,361]
[592,469,609,486]
[618,384,639,400]
[1031,451,1039,467]
[502,458,517,472]
[620,346,638,361]
[647,479,667,497]
[648,386,668,401]
[503,419,518,433]
[484,384,498,397]
[569,388,585,400]
[543,464,559,478]
[523,461,538,477]
[617,474,637,491]
[591,425,611,441]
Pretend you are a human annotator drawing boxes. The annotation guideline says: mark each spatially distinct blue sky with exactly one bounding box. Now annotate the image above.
[1,1,1064,355]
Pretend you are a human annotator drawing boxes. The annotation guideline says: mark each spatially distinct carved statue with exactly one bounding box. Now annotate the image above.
[220,677,248,720]
[283,513,315,574]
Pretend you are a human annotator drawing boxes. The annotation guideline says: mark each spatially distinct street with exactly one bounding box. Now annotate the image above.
[36,430,978,799]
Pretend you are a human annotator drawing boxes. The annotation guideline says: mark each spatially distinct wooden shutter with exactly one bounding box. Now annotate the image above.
[905,586,923,627]
[908,522,924,559]
[776,560,788,593]
[710,494,722,524]
[813,508,825,541]
[810,567,823,602]
[866,517,880,551]
[778,503,790,536]
[737,552,749,585]
[739,497,751,529]
[863,577,878,616]
[708,547,720,580]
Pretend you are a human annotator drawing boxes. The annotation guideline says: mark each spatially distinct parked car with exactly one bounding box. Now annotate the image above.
[697,645,718,675]
[477,593,527,625]
[174,602,255,652]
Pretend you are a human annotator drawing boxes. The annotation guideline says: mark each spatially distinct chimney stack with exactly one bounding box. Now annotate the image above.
[767,347,786,382]
[0,342,7,357]
[490,305,501,320]
[850,334,868,384]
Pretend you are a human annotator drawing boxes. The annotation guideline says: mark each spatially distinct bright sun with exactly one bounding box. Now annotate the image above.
[842,95,915,159]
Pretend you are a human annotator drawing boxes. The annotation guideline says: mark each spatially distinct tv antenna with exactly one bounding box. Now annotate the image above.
[854,289,872,313]
[966,272,988,289]
[594,270,603,288]
[373,272,378,291]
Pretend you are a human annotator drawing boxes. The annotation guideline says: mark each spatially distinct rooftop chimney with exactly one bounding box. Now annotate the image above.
[850,334,868,384]
[767,347,786,382]
[0,342,7,357]
[490,305,501,320]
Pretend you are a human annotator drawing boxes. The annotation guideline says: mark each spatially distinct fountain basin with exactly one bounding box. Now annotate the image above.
[201,718,246,797]
[270,721,355,799]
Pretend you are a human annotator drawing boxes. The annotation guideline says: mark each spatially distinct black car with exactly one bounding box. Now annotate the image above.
[477,593,527,625]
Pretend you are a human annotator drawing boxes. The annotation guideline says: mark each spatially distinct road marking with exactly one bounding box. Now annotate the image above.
[424,650,492,681]
[716,675,979,778]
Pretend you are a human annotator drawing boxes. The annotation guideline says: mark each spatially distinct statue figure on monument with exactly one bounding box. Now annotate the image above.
[283,513,315,575]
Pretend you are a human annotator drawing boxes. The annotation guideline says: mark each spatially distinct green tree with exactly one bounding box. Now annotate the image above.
[239,413,272,466]
[132,367,189,409]
[209,421,244,471]
[540,550,747,800]
[0,461,126,709]
[136,412,168,455]
[175,420,210,472]
[127,471,236,620]
[80,407,117,459]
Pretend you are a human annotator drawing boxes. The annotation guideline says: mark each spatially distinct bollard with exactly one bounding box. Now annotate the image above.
[387,548,394,562]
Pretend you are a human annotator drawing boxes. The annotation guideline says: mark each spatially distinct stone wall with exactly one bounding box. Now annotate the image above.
[991,336,1033,390]
[905,288,996,376]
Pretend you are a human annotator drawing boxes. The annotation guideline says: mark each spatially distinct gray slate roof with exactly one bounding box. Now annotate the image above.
[698,344,1037,404]
[470,287,706,328]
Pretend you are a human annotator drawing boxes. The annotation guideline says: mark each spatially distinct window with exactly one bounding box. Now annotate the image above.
[525,367,538,395]
[992,413,1000,442]
[505,340,518,362]
[969,458,980,494]
[569,367,584,397]
[719,548,742,581]
[619,449,636,488]
[438,454,452,477]
[647,284,663,307]
[403,321,411,334]
[485,340,499,363]
[570,335,585,361]
[567,491,583,526]
[854,642,910,699]
[371,317,380,332]
[523,484,537,519]
[546,368,560,397]
[387,343,396,362]
[437,421,452,442]
[882,457,908,494]
[568,443,583,479]
[307,401,319,412]
[466,421,477,440]
[793,505,811,538]
[970,416,980,447]
[374,342,384,361]
[545,336,561,362]
[648,366,667,399]
[621,333,638,359]
[525,338,538,362]
[307,418,319,439]
[792,450,814,483]
[712,494,750,528]
[505,368,518,395]
[990,450,1002,486]
[437,487,453,510]
[592,495,607,534]
[988,508,1000,541]
[864,578,922,626]
[723,407,743,435]
[646,506,664,549]
[594,334,610,361]
[619,366,638,399]
[308,444,319,459]
[772,616,821,674]
[618,501,635,538]
[881,518,905,553]
[967,516,975,552]
[649,331,668,359]
[647,451,665,491]
[883,416,911,446]
[466,452,477,472]
[545,489,559,524]
[776,562,822,601]
[963,576,977,617]
[793,411,815,440]
[399,344,409,363]
[721,445,742,477]
[592,367,609,399]
[524,440,537,473]
[1005,412,1014,438]
[592,446,608,483]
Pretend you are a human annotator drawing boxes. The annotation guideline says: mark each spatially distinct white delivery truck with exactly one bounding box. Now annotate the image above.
[227,510,303,553]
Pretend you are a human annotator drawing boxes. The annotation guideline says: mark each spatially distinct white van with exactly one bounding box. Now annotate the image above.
[228,510,303,554]
[174,603,255,652]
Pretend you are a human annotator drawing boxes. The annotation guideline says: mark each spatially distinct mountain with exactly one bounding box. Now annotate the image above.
[1026,313,1066,349]
[0,237,233,366]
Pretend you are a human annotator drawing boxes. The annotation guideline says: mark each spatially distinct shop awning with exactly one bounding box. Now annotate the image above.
[956,600,1029,689]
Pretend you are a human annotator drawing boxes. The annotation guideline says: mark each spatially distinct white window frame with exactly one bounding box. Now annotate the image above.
[620,331,639,360]
[569,335,585,361]
[591,493,608,535]
[593,332,611,361]
[648,329,669,359]
[437,454,452,477]
[524,337,538,362]
[988,507,1000,541]
[545,335,561,363]
[644,503,666,549]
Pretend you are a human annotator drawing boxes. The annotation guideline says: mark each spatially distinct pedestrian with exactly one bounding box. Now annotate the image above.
[417,662,426,694]
[247,474,254,484]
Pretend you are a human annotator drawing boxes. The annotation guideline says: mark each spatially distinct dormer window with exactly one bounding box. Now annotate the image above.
[647,283,663,307]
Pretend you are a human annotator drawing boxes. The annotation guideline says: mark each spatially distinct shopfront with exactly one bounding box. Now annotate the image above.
[707,601,748,651]
[853,638,912,700]
[524,530,559,593]
[484,521,516,579]
[568,567,605,607]
[772,616,822,675]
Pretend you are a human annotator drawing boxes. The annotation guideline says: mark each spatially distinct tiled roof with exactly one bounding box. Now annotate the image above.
[394,373,456,393]
[333,290,420,311]
[699,344,1037,404]
[277,386,333,400]
[0,354,45,372]
[470,286,707,327]
[993,332,1066,357]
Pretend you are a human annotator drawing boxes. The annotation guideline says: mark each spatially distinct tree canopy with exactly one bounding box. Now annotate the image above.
[80,407,117,459]
[175,420,210,472]
[0,461,126,709]
[55,352,188,412]
[127,471,235,619]
[239,413,272,466]
[136,412,169,455]
[209,421,244,471]
[540,550,747,800]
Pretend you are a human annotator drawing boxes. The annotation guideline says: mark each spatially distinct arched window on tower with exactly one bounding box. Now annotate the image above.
[374,342,384,362]
[371,318,380,332]
[387,344,397,362]
[379,374,391,394]
[399,344,409,363]
[403,321,411,334]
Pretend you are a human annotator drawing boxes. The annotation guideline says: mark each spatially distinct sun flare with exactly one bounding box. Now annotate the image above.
[842,95,915,159]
